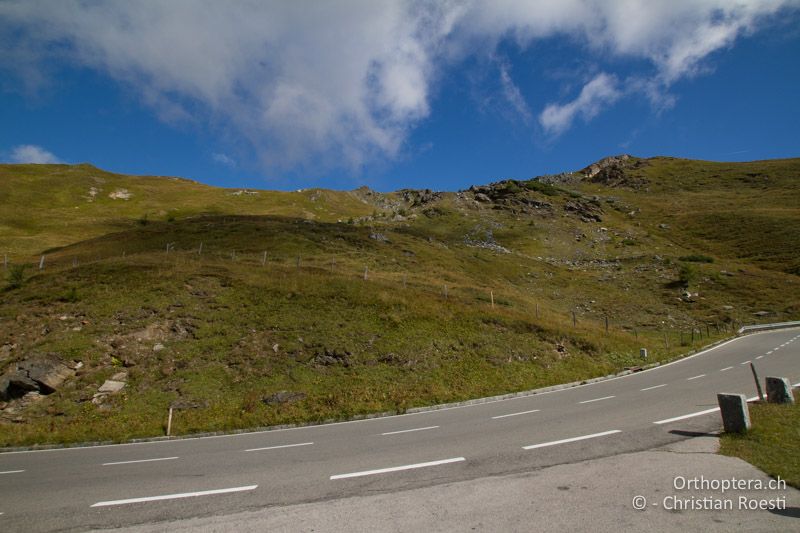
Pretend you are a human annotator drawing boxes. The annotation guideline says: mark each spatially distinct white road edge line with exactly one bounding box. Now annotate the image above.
[654,396,760,425]
[654,407,719,424]
[102,457,178,466]
[381,426,439,436]
[640,384,667,391]
[492,409,541,419]
[91,485,258,507]
[245,442,313,452]
[330,457,465,480]
[0,470,25,475]
[523,430,621,450]
[579,395,615,404]
[720,366,733,372]
[687,374,706,381]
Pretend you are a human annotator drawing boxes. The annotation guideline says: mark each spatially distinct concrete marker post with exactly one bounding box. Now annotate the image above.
[640,348,648,360]
[765,377,795,404]
[166,407,174,437]
[490,291,494,308]
[262,251,267,266]
[717,393,751,433]
[39,255,45,270]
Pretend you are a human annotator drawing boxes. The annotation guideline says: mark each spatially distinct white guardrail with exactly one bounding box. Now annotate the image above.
[738,321,800,334]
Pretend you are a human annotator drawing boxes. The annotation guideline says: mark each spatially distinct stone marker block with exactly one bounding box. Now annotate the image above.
[765,377,795,404]
[640,348,648,360]
[717,393,751,433]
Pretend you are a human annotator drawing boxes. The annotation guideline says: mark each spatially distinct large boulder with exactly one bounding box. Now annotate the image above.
[0,373,39,401]
[0,354,74,400]
[17,355,74,394]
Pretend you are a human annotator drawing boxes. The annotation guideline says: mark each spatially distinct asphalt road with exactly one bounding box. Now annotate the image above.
[1,328,798,532]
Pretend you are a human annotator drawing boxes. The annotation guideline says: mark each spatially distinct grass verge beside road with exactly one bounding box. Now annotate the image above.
[720,391,800,489]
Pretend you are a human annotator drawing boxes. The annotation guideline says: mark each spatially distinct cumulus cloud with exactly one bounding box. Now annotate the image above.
[8,144,62,164]
[539,73,621,135]
[0,1,796,172]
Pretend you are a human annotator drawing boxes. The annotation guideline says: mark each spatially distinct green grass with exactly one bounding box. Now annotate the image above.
[720,392,800,489]
[1,157,799,446]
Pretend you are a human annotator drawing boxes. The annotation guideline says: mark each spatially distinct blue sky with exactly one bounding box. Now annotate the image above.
[2,1,799,192]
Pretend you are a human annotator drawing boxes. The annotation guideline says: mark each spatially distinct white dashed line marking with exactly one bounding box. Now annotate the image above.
[687,374,706,381]
[720,366,733,372]
[741,361,751,365]
[245,442,313,452]
[103,456,178,466]
[640,384,667,391]
[492,409,541,420]
[523,430,621,450]
[766,351,773,355]
[579,395,615,404]
[330,457,465,480]
[0,470,25,475]
[381,426,439,436]
[756,356,763,360]
[91,485,258,507]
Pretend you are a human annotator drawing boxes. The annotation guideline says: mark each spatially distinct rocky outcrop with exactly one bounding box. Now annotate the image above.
[564,200,603,223]
[580,155,648,189]
[399,188,443,207]
[467,181,555,216]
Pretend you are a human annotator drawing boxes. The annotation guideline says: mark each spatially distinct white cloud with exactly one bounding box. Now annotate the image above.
[0,1,796,171]
[7,144,62,164]
[499,62,532,124]
[539,73,621,135]
[212,152,236,167]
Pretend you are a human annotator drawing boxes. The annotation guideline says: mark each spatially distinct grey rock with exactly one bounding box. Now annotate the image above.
[0,372,39,401]
[98,380,126,393]
[17,354,73,394]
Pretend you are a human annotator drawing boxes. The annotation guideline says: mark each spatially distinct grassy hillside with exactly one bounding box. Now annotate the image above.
[1,156,798,446]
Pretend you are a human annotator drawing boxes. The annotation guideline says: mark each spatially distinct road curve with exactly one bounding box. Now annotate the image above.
[1,328,798,532]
